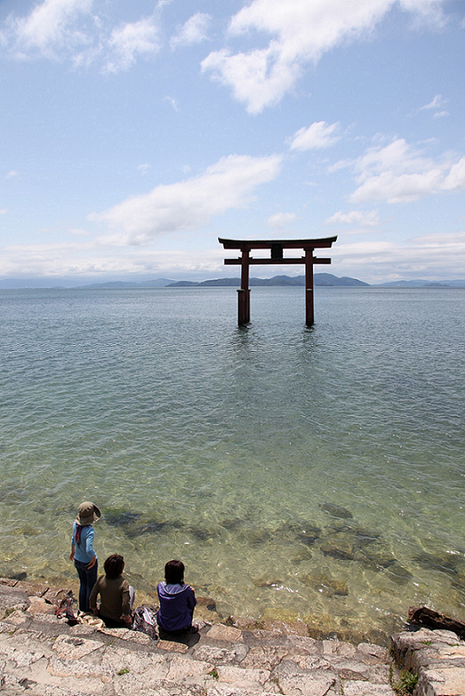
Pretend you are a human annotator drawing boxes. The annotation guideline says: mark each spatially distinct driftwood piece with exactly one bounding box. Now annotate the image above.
[408,606,465,639]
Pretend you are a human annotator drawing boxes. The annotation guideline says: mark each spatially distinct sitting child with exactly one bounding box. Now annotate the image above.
[89,553,135,628]
[157,559,197,634]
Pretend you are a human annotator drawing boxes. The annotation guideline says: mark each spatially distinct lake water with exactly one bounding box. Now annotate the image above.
[1,286,464,642]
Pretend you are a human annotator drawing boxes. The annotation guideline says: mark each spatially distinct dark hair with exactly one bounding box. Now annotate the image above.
[104,554,125,579]
[164,559,185,585]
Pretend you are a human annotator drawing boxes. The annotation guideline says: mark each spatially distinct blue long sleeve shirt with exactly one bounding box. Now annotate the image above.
[71,522,97,563]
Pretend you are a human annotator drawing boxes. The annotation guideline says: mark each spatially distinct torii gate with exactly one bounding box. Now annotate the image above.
[219,236,337,326]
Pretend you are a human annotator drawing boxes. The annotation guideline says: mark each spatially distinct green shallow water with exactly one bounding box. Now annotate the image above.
[1,286,464,639]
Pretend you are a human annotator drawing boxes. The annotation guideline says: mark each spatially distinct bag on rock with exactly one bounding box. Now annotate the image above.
[132,605,158,640]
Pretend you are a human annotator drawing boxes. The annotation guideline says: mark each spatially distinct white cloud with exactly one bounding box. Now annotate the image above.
[163,96,180,111]
[325,210,380,226]
[89,154,282,245]
[6,170,19,178]
[104,16,160,73]
[345,138,465,203]
[266,212,298,229]
[0,238,227,279]
[442,157,465,191]
[170,13,211,49]
[137,163,151,175]
[4,0,93,58]
[419,94,449,118]
[421,94,446,110]
[0,209,7,215]
[202,0,447,113]
[332,230,465,282]
[1,0,160,72]
[289,122,340,151]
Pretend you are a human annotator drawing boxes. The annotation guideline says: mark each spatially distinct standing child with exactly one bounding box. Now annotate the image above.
[157,560,197,634]
[70,501,100,613]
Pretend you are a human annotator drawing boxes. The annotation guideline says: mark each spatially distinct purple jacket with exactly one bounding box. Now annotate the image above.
[157,582,196,632]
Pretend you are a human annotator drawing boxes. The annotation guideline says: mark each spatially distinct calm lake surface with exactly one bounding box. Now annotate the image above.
[1,286,464,640]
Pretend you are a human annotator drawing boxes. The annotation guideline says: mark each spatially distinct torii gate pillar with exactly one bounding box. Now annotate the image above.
[219,236,338,326]
[238,248,251,325]
[305,248,314,327]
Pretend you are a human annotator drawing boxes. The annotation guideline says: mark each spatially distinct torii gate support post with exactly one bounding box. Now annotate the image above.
[305,248,314,327]
[219,236,337,326]
[238,247,250,325]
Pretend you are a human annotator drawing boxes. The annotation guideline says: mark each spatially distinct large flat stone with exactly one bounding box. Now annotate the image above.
[193,643,249,665]
[208,624,244,642]
[47,654,112,680]
[158,639,189,653]
[165,655,215,690]
[272,659,337,696]
[342,681,395,695]
[52,634,103,661]
[416,666,465,696]
[216,664,271,687]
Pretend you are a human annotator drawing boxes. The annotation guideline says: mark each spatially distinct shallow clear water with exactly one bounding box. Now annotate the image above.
[1,286,464,640]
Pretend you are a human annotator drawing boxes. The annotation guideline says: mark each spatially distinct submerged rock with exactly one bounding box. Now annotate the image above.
[355,548,398,572]
[186,527,215,541]
[414,552,459,576]
[320,542,355,561]
[252,577,282,588]
[295,527,322,547]
[353,528,381,545]
[221,517,245,530]
[125,519,181,538]
[104,510,142,527]
[320,503,354,519]
[290,548,313,563]
[299,571,349,597]
[384,562,413,585]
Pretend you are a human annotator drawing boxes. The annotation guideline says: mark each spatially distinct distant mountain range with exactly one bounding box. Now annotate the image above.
[1,275,464,289]
[377,279,465,288]
[167,273,369,287]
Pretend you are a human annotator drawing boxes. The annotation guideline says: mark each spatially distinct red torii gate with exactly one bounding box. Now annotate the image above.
[219,236,338,326]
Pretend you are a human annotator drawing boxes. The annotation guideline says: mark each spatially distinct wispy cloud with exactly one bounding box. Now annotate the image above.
[103,16,160,73]
[202,0,447,113]
[163,96,180,111]
[332,230,465,283]
[420,94,449,118]
[266,212,298,229]
[89,154,283,245]
[137,163,151,175]
[170,13,211,49]
[1,0,160,72]
[421,94,446,110]
[289,122,340,151]
[2,0,94,59]
[341,138,465,203]
[325,210,380,226]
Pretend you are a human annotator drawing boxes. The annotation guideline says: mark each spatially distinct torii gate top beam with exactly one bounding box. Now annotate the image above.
[218,236,337,251]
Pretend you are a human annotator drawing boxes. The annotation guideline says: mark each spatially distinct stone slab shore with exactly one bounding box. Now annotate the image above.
[1,579,464,696]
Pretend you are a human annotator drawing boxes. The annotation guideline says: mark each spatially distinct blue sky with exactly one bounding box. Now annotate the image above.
[1,0,464,284]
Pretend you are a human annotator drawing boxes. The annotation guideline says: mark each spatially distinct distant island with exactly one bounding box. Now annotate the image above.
[1,275,465,289]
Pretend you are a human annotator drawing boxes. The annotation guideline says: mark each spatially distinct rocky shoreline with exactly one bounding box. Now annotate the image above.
[1,577,465,695]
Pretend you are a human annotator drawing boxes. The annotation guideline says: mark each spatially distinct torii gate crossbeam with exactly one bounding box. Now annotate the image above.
[219,236,337,326]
